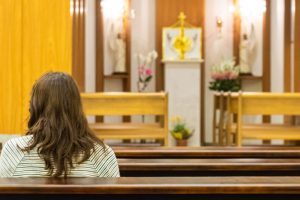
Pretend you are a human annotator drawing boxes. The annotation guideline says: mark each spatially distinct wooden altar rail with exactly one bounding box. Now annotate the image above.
[113,146,300,158]
[118,158,300,176]
[1,177,300,200]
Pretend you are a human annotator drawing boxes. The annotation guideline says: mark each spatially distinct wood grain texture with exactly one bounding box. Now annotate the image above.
[81,92,168,144]
[113,146,300,158]
[233,0,241,65]
[284,0,292,93]
[262,0,271,92]
[262,0,271,123]
[72,0,85,92]
[295,0,300,92]
[0,0,23,133]
[227,92,300,145]
[118,158,300,177]
[0,177,300,194]
[81,92,167,115]
[0,0,72,133]
[95,0,104,92]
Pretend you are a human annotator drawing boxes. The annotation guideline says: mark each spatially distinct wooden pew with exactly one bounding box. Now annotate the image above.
[118,158,300,176]
[113,147,300,177]
[212,92,229,145]
[113,146,300,158]
[227,92,300,146]
[81,92,168,145]
[1,177,300,200]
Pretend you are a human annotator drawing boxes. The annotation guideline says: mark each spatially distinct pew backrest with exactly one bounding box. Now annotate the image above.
[81,92,169,145]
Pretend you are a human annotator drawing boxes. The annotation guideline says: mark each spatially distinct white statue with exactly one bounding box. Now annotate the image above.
[239,34,251,74]
[239,24,257,74]
[109,22,126,73]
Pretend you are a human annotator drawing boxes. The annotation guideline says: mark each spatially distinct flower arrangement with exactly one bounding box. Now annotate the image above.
[209,58,241,92]
[137,50,158,92]
[170,116,194,141]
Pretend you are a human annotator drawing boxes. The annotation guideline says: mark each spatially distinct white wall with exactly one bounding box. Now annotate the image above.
[131,0,156,93]
[271,0,284,124]
[85,0,96,93]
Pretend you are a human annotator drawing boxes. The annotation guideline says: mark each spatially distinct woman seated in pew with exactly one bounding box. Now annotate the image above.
[0,72,119,178]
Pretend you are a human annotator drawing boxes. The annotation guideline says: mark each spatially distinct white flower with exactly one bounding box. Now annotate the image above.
[150,50,158,60]
[146,55,152,64]
[138,54,145,63]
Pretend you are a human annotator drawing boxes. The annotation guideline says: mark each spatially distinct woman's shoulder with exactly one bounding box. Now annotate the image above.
[93,143,113,154]
[91,143,117,161]
[4,135,33,149]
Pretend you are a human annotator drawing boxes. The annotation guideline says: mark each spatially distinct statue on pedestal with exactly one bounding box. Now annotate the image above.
[239,34,251,74]
[239,24,258,75]
[109,32,126,73]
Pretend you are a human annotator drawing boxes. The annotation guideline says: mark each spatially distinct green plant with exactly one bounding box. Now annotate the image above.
[170,116,193,140]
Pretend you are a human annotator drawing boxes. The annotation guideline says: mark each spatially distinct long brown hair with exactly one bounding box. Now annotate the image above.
[23,72,104,177]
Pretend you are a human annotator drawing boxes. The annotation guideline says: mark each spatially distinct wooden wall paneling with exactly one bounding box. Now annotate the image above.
[72,0,85,92]
[233,0,241,65]
[295,0,300,92]
[155,0,205,145]
[284,0,292,93]
[95,0,104,122]
[124,0,131,92]
[262,0,271,123]
[95,0,104,92]
[284,0,293,125]
[262,0,271,93]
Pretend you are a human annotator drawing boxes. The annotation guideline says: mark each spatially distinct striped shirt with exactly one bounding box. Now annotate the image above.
[0,135,120,177]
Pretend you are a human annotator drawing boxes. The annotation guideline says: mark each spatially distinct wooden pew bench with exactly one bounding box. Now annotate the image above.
[226,92,300,146]
[113,147,300,177]
[118,158,300,176]
[1,177,300,200]
[81,92,168,145]
[113,146,300,158]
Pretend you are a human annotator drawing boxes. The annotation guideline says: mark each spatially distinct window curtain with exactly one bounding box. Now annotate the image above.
[0,0,72,134]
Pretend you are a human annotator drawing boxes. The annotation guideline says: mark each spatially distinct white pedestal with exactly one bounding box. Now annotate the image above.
[164,60,203,146]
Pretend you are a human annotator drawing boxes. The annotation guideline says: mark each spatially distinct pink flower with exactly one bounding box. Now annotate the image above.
[138,65,145,75]
[228,71,238,80]
[145,68,152,76]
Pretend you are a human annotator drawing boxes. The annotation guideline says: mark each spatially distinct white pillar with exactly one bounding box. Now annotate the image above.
[164,60,203,146]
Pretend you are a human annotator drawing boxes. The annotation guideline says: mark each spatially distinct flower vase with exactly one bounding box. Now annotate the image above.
[176,139,188,146]
[137,82,147,93]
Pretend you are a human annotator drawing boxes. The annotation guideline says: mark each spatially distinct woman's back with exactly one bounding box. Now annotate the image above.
[0,135,119,177]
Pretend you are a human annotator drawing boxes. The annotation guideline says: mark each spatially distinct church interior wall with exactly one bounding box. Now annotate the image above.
[0,0,291,146]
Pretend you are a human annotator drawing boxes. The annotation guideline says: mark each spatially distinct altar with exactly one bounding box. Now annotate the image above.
[164,60,203,146]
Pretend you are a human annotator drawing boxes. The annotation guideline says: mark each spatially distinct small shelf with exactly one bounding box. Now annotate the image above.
[239,74,263,81]
[104,73,129,80]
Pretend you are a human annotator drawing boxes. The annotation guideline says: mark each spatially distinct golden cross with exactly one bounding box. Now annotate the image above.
[178,12,186,26]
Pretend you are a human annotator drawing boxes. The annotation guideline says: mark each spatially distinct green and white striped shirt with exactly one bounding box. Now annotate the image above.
[0,135,120,177]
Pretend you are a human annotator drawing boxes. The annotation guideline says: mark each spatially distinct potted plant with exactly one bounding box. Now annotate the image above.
[209,58,240,92]
[170,116,194,146]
